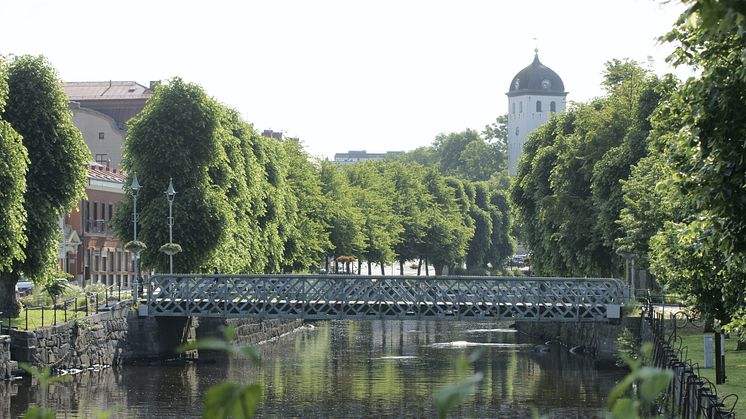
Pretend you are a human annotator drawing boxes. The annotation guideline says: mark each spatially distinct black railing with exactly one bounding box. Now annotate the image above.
[643,302,738,418]
[0,284,129,332]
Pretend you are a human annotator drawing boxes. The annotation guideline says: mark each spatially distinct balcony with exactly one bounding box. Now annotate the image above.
[85,219,112,237]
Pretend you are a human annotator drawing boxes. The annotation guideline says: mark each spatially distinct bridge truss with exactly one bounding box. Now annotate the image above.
[144,274,625,322]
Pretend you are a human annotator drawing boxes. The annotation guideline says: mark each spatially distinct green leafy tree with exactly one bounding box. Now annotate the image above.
[345,162,403,274]
[113,78,231,273]
[0,58,28,275]
[422,169,474,275]
[0,56,89,316]
[384,162,431,274]
[511,60,665,277]
[319,162,365,271]
[646,0,746,337]
[279,140,330,272]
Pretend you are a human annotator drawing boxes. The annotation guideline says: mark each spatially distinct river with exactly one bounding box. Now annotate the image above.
[8,320,624,418]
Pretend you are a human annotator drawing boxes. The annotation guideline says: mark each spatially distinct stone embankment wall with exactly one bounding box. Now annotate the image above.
[0,335,17,379]
[515,317,640,365]
[197,318,304,344]
[7,302,305,371]
[9,302,131,370]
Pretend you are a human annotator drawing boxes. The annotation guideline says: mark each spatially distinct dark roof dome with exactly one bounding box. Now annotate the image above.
[507,51,566,97]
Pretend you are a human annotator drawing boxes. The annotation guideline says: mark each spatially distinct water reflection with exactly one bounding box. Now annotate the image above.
[9,320,624,418]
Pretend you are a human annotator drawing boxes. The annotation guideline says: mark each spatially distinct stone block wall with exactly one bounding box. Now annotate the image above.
[0,335,17,379]
[198,318,304,345]
[8,304,304,370]
[9,302,130,370]
[515,317,640,366]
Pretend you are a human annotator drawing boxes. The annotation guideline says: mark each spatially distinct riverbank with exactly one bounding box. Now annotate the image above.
[2,302,305,375]
[514,317,639,366]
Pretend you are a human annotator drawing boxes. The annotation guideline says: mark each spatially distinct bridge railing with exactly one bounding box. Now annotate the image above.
[145,274,625,321]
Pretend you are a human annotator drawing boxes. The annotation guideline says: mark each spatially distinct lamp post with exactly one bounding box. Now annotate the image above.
[131,174,141,299]
[165,178,176,274]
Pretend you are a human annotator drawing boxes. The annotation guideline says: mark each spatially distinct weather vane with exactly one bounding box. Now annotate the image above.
[533,37,539,54]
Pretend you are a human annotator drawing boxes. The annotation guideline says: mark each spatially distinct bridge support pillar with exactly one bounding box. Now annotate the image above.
[126,312,198,361]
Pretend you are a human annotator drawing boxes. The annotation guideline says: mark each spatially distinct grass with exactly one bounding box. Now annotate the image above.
[668,322,745,418]
[1,289,133,331]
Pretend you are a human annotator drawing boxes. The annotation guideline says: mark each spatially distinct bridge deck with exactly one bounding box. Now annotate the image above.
[144,274,625,322]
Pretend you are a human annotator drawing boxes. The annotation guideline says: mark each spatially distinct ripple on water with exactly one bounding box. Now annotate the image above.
[464,328,517,333]
[428,341,534,349]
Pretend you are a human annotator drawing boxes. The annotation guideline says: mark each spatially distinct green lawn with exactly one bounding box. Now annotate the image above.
[1,292,132,331]
[670,323,745,418]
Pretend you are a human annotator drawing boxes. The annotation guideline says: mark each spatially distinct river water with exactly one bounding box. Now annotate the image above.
[9,320,624,418]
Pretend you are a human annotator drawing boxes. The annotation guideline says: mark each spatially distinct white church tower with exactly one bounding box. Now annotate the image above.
[507,50,568,175]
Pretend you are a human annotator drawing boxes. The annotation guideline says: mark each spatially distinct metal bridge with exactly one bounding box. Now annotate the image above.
[143,274,625,322]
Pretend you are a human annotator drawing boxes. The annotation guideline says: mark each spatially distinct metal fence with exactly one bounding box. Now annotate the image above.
[643,303,738,418]
[0,284,130,332]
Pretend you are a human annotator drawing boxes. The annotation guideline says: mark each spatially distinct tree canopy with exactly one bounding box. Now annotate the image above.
[0,55,90,315]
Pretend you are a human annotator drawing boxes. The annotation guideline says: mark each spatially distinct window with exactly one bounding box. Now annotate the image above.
[519,102,523,113]
[550,101,557,112]
[98,132,105,140]
[515,127,520,136]
[512,103,515,114]
[95,154,108,166]
[536,101,542,112]
[93,202,98,222]
[108,204,113,221]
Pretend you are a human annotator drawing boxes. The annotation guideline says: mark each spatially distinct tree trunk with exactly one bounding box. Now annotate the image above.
[399,260,404,276]
[434,263,443,276]
[417,259,422,276]
[325,257,329,273]
[425,259,429,276]
[380,263,385,276]
[737,340,746,351]
[703,315,715,333]
[0,271,22,317]
[334,260,339,273]
[357,260,362,275]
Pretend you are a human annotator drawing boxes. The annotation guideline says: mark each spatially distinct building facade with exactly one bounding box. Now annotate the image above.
[64,81,153,170]
[61,164,136,288]
[506,51,568,176]
[333,150,404,165]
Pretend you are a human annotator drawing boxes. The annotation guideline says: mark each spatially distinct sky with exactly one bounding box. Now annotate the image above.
[0,0,690,160]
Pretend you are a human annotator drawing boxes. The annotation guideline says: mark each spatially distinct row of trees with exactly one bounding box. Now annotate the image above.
[112,79,515,278]
[512,0,746,340]
[0,56,90,315]
[511,59,672,277]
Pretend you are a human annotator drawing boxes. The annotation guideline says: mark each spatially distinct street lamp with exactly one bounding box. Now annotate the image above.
[165,178,176,274]
[131,174,141,298]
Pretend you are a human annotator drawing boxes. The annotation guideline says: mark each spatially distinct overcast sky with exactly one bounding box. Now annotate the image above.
[1,0,689,159]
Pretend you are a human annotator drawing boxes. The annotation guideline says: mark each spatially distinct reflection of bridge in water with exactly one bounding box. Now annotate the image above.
[144,274,625,322]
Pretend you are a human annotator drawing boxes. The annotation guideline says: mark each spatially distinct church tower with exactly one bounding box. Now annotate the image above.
[506,50,567,175]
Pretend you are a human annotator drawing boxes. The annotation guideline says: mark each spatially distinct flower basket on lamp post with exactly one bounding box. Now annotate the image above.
[159,243,182,257]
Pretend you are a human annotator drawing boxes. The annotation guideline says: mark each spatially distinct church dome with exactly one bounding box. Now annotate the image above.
[507,52,566,97]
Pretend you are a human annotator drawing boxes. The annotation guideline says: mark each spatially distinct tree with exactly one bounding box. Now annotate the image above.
[0,58,27,274]
[0,56,89,315]
[345,162,403,274]
[384,162,431,274]
[422,169,474,275]
[279,140,330,272]
[319,162,365,271]
[647,0,746,337]
[113,78,232,273]
[510,60,665,277]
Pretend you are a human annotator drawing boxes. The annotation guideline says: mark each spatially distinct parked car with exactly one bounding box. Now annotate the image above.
[511,255,526,267]
[16,281,34,297]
